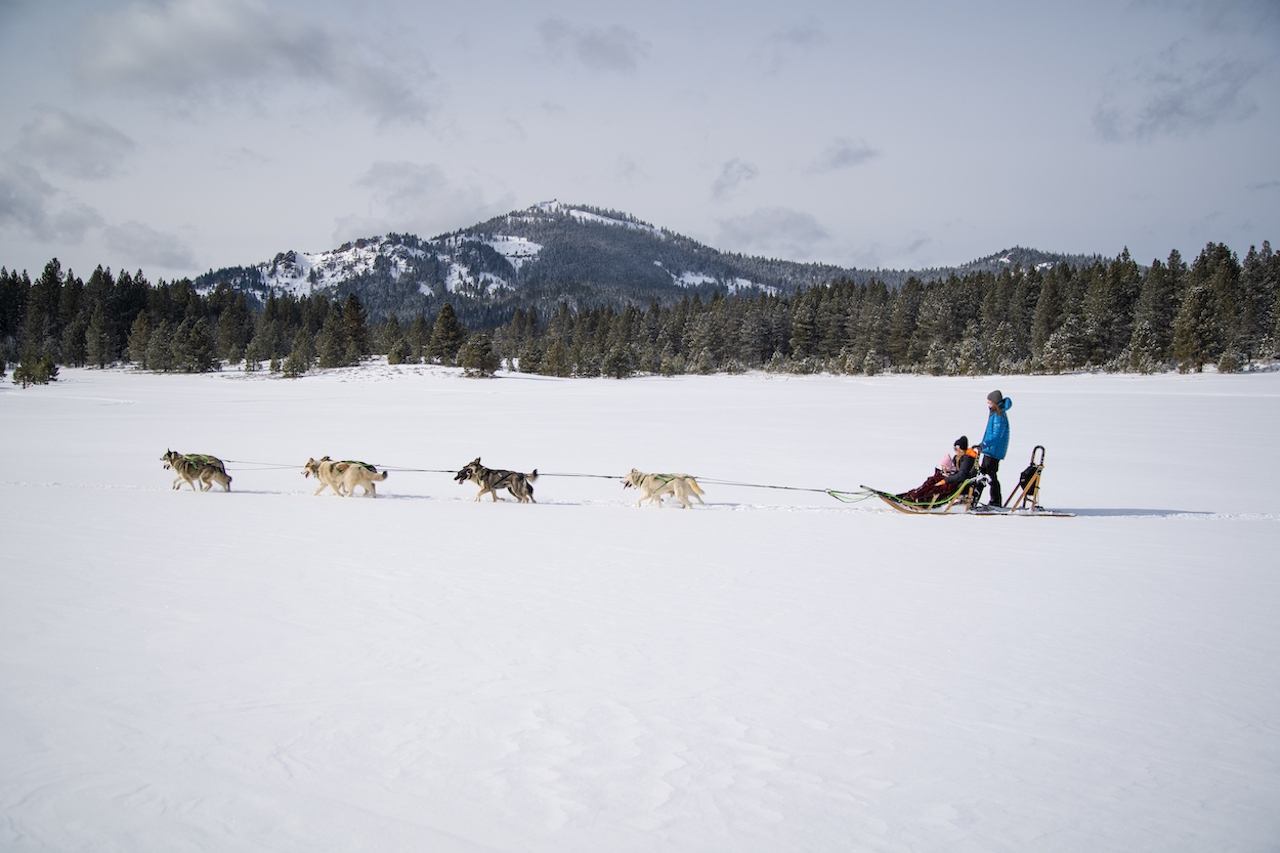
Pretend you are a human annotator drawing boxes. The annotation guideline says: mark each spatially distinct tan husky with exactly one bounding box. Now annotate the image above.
[162,450,232,492]
[302,456,387,497]
[623,469,705,509]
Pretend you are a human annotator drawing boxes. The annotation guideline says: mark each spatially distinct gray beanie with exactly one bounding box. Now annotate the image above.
[987,389,1004,405]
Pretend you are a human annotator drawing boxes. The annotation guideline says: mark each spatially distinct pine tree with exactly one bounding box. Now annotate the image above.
[215,294,252,363]
[788,290,817,358]
[460,333,499,377]
[85,305,116,368]
[12,339,58,386]
[177,318,218,373]
[1128,259,1175,366]
[540,338,570,377]
[427,303,468,365]
[282,329,315,377]
[1238,242,1276,360]
[1126,321,1161,374]
[885,278,922,366]
[517,337,542,373]
[1030,269,1062,362]
[29,260,63,357]
[316,311,351,368]
[376,316,403,356]
[602,343,636,378]
[60,312,88,367]
[1172,284,1219,372]
[245,317,277,371]
[341,293,371,358]
[127,312,150,367]
[955,321,987,375]
[145,321,174,371]
[406,313,431,361]
[1041,315,1088,373]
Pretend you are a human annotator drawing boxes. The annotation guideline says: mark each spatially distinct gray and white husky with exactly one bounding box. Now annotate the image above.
[454,457,538,503]
[162,450,232,492]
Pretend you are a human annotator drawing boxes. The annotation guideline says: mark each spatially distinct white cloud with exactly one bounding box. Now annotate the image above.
[755,23,827,74]
[539,18,650,74]
[338,161,509,241]
[103,220,197,269]
[13,106,136,180]
[77,0,433,124]
[809,137,880,173]
[1139,0,1280,36]
[1094,47,1262,141]
[711,159,758,201]
[0,160,103,243]
[716,207,831,260]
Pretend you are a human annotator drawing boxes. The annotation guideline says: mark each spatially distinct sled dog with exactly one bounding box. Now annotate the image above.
[623,469,705,509]
[454,457,538,503]
[303,456,387,497]
[162,450,232,492]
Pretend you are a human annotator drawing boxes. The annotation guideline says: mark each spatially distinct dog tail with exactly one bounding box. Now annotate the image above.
[687,477,704,495]
[376,470,389,481]
[528,469,538,482]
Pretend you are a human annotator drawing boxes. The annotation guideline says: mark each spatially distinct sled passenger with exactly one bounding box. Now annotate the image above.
[974,389,1012,507]
[897,436,979,506]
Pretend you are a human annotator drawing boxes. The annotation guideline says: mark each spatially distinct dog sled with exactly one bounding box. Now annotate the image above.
[862,446,1073,517]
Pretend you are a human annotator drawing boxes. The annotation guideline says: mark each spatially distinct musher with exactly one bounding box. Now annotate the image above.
[974,389,1011,507]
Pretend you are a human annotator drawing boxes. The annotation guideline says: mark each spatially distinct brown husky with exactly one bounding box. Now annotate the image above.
[303,456,388,497]
[454,457,538,503]
[162,450,232,492]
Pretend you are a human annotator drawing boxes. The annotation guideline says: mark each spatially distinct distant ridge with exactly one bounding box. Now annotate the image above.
[195,201,1098,324]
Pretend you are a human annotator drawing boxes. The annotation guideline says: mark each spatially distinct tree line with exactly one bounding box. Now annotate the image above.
[479,242,1279,378]
[2,241,1276,385]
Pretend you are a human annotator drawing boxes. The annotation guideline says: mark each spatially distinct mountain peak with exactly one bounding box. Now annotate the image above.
[196,204,1096,326]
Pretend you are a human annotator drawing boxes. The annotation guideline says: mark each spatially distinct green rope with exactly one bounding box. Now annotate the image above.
[827,490,875,503]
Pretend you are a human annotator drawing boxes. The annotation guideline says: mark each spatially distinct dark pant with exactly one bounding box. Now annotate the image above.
[980,456,1002,506]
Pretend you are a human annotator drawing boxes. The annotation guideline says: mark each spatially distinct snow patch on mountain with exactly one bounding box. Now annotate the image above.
[438,263,510,297]
[484,236,542,271]
[259,238,428,297]
[654,262,778,296]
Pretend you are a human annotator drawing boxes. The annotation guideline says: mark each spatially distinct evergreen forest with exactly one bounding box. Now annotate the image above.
[2,241,1277,385]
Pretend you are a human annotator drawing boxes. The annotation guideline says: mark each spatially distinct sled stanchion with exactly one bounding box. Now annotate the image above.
[1004,445,1046,512]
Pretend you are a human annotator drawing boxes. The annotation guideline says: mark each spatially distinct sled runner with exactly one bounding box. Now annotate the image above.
[861,445,1074,517]
[860,480,981,515]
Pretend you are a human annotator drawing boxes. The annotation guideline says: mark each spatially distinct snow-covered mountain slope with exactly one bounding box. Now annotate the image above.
[195,202,1093,322]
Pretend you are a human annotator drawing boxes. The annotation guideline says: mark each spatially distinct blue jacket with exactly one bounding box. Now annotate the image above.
[980,398,1012,460]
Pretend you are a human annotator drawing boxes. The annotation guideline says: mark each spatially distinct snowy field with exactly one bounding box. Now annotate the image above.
[1,365,1278,852]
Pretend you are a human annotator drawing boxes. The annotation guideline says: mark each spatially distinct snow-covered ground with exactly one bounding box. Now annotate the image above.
[2,366,1277,852]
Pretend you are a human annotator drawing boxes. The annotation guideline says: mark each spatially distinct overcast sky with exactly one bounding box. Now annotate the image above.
[1,0,1276,280]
